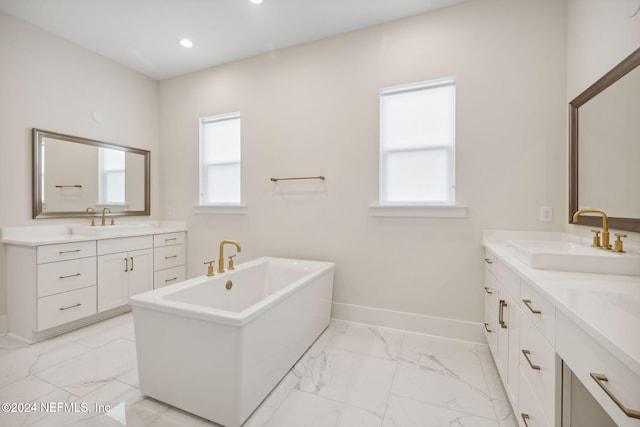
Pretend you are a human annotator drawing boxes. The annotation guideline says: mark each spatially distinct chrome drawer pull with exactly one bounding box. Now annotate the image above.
[484,323,492,333]
[59,303,82,311]
[484,258,493,264]
[165,255,178,259]
[59,273,81,279]
[165,277,178,283]
[590,373,640,419]
[522,349,541,370]
[484,286,493,294]
[522,299,542,314]
[59,249,81,254]
[521,413,530,427]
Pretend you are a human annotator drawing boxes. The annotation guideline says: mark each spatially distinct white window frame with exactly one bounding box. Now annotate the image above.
[371,77,466,218]
[197,112,246,214]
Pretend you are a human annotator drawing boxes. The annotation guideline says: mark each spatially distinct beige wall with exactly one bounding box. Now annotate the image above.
[6,0,635,327]
[0,11,159,317]
[567,0,640,100]
[158,0,567,323]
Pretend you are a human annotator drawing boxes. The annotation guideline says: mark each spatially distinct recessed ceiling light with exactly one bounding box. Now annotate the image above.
[179,39,193,48]
[249,0,263,4]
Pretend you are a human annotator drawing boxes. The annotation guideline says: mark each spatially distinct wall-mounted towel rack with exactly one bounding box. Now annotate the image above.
[55,185,83,188]
[270,176,325,182]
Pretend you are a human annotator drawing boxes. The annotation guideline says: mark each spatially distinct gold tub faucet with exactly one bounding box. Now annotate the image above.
[572,209,610,250]
[218,240,241,273]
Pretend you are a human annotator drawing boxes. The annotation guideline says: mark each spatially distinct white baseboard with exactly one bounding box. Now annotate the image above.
[331,302,485,344]
[0,315,8,335]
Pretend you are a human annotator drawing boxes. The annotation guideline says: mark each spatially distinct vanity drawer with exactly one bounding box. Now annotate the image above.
[518,371,551,427]
[556,311,640,427]
[484,249,496,275]
[485,266,497,292]
[37,241,96,264]
[37,257,96,297]
[98,236,153,255]
[520,315,557,426]
[497,261,521,301]
[154,232,186,248]
[154,244,185,271]
[520,280,555,344]
[484,297,498,357]
[154,266,185,289]
[37,286,97,330]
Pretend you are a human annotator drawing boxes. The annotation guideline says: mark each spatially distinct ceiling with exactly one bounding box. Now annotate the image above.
[0,0,464,80]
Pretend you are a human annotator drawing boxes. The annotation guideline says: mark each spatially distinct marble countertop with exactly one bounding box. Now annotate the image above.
[1,221,187,246]
[483,230,640,378]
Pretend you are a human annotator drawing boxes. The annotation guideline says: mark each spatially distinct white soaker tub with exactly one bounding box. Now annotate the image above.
[129,257,335,427]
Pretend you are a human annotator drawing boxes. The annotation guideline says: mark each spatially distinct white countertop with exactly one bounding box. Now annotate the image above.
[1,221,187,246]
[483,230,640,378]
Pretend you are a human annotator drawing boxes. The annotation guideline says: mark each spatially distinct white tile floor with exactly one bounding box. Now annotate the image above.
[0,313,518,426]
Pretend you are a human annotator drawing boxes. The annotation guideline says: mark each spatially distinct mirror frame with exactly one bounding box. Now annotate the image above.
[569,46,640,232]
[33,128,151,219]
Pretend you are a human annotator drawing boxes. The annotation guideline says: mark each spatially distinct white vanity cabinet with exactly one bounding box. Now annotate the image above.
[3,224,187,343]
[483,254,560,427]
[97,236,153,312]
[153,232,186,289]
[482,233,639,427]
[6,241,98,341]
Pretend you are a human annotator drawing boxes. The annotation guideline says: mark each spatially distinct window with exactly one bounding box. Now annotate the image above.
[199,112,241,205]
[99,148,125,204]
[379,77,456,205]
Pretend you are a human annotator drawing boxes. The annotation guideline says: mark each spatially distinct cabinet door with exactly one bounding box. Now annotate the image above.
[496,287,510,379]
[506,295,520,406]
[496,285,520,405]
[128,248,153,297]
[97,253,129,312]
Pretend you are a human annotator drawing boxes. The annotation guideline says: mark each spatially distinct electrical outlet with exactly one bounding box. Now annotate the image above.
[540,206,553,222]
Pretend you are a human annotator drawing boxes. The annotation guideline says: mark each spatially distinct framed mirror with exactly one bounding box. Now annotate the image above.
[569,46,640,232]
[33,129,150,219]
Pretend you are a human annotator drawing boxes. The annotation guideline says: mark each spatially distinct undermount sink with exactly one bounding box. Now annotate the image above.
[72,223,152,236]
[507,239,640,276]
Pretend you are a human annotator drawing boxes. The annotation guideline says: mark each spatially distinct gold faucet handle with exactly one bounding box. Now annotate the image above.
[228,255,236,270]
[203,260,215,276]
[590,229,601,247]
[613,233,627,253]
[85,207,96,226]
[111,217,116,226]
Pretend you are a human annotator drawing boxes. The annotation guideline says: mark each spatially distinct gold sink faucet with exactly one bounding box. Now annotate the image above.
[85,207,96,226]
[218,240,241,273]
[101,207,111,226]
[572,209,610,250]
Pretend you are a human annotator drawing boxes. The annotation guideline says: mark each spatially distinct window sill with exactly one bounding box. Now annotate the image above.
[193,205,247,215]
[369,204,467,218]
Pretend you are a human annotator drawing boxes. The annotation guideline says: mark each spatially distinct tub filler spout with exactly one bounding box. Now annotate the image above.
[218,240,241,273]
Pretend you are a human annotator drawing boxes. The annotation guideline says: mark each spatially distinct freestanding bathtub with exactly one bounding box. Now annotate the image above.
[129,257,335,427]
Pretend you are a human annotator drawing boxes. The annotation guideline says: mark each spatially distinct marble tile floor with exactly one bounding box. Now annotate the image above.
[0,313,518,427]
